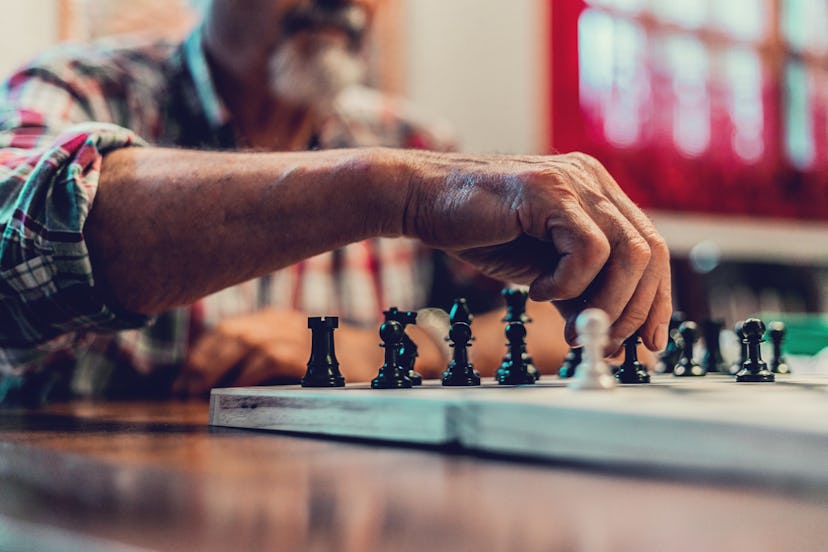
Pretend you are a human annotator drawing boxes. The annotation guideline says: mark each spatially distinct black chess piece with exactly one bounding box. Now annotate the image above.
[768,321,791,375]
[736,318,775,383]
[558,347,582,379]
[383,307,423,385]
[501,288,532,323]
[615,331,650,384]
[497,322,536,385]
[498,288,539,381]
[442,322,480,386]
[371,320,413,389]
[449,298,473,325]
[302,316,345,387]
[729,321,747,376]
[673,321,706,377]
[700,319,727,373]
[656,311,685,373]
[498,347,540,382]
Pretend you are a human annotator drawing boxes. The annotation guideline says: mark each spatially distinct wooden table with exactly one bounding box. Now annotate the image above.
[0,400,827,551]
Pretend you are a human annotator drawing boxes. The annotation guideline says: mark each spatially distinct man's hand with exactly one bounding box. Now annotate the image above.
[399,150,671,353]
[173,308,383,395]
[90,147,668,357]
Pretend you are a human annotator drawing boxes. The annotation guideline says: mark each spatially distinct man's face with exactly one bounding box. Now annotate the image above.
[265,0,378,111]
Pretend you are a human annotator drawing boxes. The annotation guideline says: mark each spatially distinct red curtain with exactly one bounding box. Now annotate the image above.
[548,1,828,220]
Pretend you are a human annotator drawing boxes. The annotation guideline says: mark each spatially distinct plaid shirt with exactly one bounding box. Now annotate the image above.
[0,28,464,389]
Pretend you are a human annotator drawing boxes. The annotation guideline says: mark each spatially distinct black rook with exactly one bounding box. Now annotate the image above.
[302,316,345,387]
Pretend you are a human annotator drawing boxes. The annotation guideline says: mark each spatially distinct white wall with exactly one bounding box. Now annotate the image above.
[0,0,58,77]
[403,0,547,154]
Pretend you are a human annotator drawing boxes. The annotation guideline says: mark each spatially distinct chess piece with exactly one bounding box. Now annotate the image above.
[569,309,616,390]
[383,307,423,385]
[501,287,532,323]
[558,347,582,379]
[729,321,747,376]
[302,316,345,387]
[768,321,791,375]
[499,348,539,382]
[615,331,650,384]
[371,320,413,389]
[655,311,685,373]
[497,322,536,385]
[449,297,473,325]
[499,287,539,381]
[736,318,775,382]
[700,319,727,373]
[442,322,481,386]
[673,321,706,377]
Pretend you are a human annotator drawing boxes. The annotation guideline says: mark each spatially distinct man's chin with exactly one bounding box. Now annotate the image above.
[267,41,365,113]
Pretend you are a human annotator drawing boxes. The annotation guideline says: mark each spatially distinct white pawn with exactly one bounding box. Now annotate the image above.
[569,308,617,391]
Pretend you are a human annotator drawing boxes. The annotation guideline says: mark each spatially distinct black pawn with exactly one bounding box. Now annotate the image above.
[656,311,685,373]
[449,298,473,325]
[372,320,412,389]
[558,347,582,379]
[768,321,791,375]
[729,322,747,376]
[497,322,536,385]
[615,331,650,384]
[673,321,706,377]
[383,307,423,385]
[700,319,727,373]
[736,318,774,383]
[442,322,480,386]
[501,288,532,323]
[302,317,345,387]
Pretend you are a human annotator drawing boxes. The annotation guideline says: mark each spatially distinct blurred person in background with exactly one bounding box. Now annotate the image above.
[0,0,669,403]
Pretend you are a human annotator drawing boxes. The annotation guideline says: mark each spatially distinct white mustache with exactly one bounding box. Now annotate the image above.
[282,4,368,46]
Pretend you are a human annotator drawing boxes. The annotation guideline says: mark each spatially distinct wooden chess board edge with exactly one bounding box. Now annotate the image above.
[468,402,828,484]
[209,386,828,485]
[208,390,453,444]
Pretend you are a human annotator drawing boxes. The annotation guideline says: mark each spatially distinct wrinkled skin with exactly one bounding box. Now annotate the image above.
[404,151,671,352]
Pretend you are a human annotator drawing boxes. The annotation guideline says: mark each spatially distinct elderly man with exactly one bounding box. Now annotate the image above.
[0,0,670,400]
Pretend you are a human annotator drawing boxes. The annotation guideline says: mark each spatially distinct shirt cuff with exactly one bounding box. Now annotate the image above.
[0,122,151,349]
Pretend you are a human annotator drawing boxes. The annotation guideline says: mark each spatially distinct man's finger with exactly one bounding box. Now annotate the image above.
[638,273,673,351]
[231,353,276,388]
[232,343,306,387]
[569,152,673,347]
[528,202,610,302]
[178,331,250,393]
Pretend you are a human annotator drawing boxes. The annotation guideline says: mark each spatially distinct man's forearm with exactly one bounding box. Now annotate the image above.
[85,146,408,314]
[85,148,672,352]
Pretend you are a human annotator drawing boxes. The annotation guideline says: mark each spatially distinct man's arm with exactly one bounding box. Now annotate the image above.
[87,146,671,354]
[86,146,407,313]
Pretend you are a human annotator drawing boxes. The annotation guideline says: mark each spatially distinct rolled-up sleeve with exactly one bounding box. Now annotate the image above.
[0,67,152,358]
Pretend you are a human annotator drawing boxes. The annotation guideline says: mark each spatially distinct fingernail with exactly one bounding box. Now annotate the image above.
[655,323,668,351]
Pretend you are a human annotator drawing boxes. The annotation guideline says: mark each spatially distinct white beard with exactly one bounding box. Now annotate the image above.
[267,39,366,114]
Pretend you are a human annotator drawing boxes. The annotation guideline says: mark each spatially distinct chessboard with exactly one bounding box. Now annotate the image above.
[209,370,828,487]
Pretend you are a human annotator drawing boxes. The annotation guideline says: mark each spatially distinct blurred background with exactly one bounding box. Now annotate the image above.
[2,0,827,350]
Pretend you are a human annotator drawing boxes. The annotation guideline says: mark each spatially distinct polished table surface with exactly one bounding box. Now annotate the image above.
[0,400,827,551]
